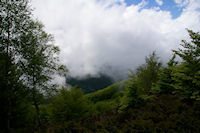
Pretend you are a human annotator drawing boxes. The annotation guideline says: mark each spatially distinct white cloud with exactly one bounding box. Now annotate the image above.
[174,0,183,4]
[155,0,163,6]
[174,0,190,7]
[31,0,200,79]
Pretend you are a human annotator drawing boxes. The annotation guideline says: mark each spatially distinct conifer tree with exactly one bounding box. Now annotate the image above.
[134,51,162,92]
[153,54,178,94]
[125,52,162,107]
[172,30,200,100]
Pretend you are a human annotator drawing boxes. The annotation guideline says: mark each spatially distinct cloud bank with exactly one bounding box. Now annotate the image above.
[31,0,200,80]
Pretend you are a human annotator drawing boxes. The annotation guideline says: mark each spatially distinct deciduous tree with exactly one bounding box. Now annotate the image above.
[0,0,32,132]
[20,20,63,131]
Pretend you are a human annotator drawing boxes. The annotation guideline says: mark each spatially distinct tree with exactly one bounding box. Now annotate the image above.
[50,87,88,123]
[0,0,67,132]
[172,29,200,100]
[153,54,178,94]
[0,0,32,132]
[133,51,162,92]
[19,20,63,131]
[124,52,162,107]
[124,77,145,107]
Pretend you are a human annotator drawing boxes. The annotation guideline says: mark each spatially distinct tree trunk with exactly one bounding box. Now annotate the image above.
[31,61,42,131]
[6,4,11,131]
[32,84,42,132]
[33,97,42,132]
[6,48,11,133]
[6,94,11,133]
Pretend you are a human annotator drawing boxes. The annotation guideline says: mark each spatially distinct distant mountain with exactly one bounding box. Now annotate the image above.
[66,73,114,93]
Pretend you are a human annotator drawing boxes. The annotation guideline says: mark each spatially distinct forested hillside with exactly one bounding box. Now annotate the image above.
[66,74,114,93]
[0,0,200,133]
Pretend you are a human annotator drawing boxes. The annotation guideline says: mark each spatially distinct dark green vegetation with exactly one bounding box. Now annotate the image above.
[0,0,200,132]
[67,73,114,93]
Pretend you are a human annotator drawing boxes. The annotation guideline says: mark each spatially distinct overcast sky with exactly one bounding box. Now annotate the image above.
[31,0,200,80]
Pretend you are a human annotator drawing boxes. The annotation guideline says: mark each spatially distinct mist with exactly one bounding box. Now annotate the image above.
[31,0,200,79]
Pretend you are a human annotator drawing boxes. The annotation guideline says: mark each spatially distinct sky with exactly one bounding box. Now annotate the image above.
[124,0,187,18]
[31,0,200,80]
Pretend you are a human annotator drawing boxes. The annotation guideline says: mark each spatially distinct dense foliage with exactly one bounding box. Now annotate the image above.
[55,94,200,133]
[0,0,200,132]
